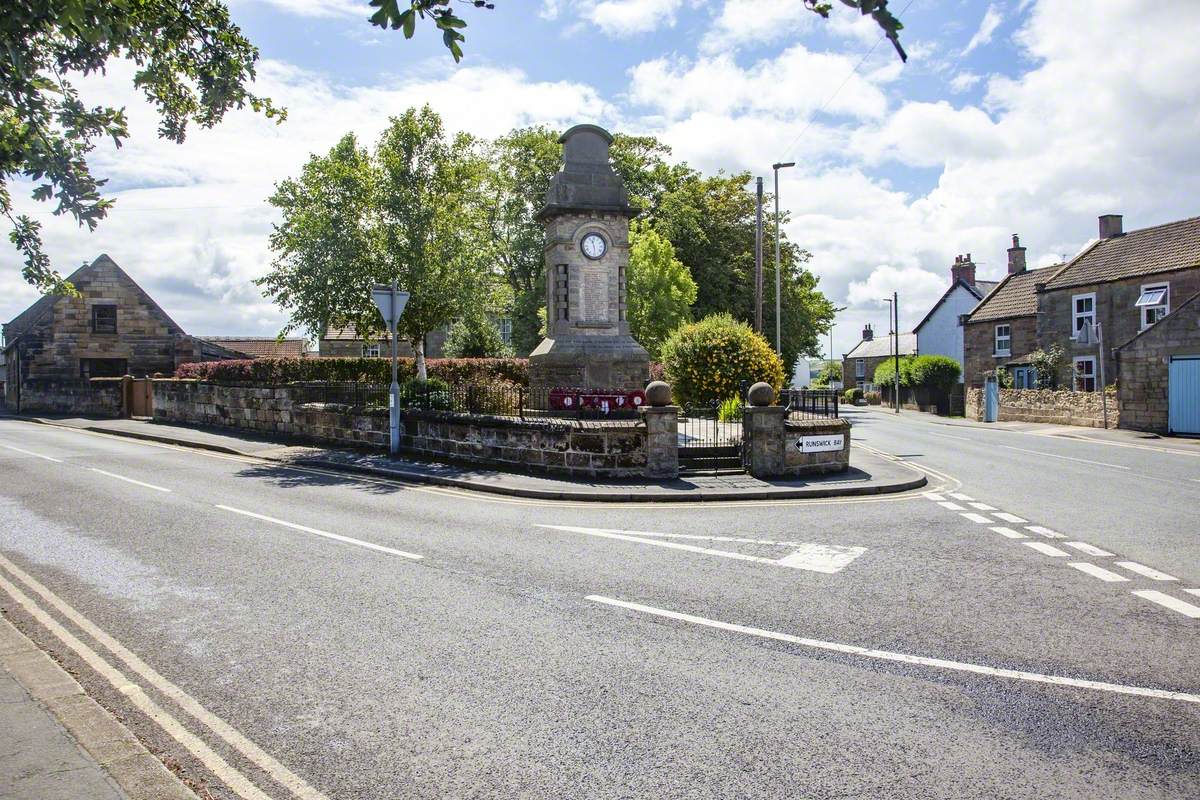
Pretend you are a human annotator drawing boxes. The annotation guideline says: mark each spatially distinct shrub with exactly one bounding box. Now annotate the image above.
[442,317,514,359]
[843,388,863,403]
[717,396,743,422]
[873,356,915,388]
[864,391,882,405]
[398,377,453,410]
[660,313,785,406]
[175,356,529,386]
[908,355,961,390]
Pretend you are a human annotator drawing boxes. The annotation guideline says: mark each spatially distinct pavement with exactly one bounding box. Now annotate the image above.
[1,412,927,501]
[0,411,1197,799]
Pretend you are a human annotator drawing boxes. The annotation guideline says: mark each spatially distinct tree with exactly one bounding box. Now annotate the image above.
[3,0,284,292]
[259,106,492,379]
[812,360,842,388]
[626,221,697,359]
[370,0,907,62]
[443,315,513,358]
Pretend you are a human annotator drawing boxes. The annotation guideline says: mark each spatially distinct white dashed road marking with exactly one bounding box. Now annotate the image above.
[990,527,1028,539]
[948,493,974,501]
[938,501,966,511]
[968,502,997,511]
[1026,526,1066,539]
[216,505,423,560]
[1068,563,1130,582]
[922,493,945,501]
[1184,589,1200,598]
[1064,542,1113,557]
[1132,591,1200,619]
[993,512,1028,524]
[776,544,868,574]
[587,595,1200,703]
[0,443,64,463]
[961,513,992,524]
[996,444,1131,471]
[1024,542,1070,558]
[1116,562,1177,581]
[89,468,171,493]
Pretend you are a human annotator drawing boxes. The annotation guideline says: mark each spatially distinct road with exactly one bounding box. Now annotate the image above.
[1,414,1197,799]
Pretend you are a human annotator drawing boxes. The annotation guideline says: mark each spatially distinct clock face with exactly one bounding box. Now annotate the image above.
[581,233,607,260]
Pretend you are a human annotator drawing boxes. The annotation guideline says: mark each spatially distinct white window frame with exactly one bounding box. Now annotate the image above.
[1072,356,1097,392]
[994,324,1011,357]
[1071,293,1096,340]
[1138,282,1169,330]
[362,343,381,358]
[855,358,865,378]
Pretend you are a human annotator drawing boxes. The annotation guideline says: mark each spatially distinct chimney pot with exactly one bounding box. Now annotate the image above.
[1098,214,1123,239]
[1007,233,1027,275]
[862,324,873,341]
[950,252,977,287]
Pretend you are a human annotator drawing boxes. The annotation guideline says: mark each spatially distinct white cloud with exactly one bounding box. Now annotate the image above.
[962,4,1003,55]
[589,0,687,37]
[701,0,815,53]
[540,0,563,21]
[949,71,982,93]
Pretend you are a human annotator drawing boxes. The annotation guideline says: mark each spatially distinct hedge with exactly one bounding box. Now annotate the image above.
[660,313,785,406]
[874,354,961,390]
[175,357,530,386]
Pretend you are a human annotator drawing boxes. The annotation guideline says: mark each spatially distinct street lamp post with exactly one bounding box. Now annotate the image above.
[772,161,795,357]
[754,177,764,333]
[881,294,899,414]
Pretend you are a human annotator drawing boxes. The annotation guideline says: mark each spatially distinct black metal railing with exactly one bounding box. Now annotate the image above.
[782,388,840,419]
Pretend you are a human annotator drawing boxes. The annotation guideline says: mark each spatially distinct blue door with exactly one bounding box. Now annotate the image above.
[1169,356,1200,434]
[984,377,999,423]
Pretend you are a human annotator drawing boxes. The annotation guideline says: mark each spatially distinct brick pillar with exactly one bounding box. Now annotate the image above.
[640,405,679,480]
[744,405,787,479]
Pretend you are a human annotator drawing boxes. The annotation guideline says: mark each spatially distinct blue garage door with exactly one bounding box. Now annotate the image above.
[1169,356,1200,435]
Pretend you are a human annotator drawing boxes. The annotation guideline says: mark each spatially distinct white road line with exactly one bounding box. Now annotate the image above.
[0,571,277,800]
[992,512,1028,524]
[545,528,802,547]
[775,544,867,574]
[1116,562,1177,582]
[928,432,974,442]
[1024,541,1070,557]
[1132,590,1200,619]
[0,555,329,800]
[215,505,423,561]
[540,525,778,565]
[937,501,966,511]
[996,444,1130,471]
[1064,542,1114,557]
[960,513,992,524]
[968,502,997,511]
[1184,589,1200,598]
[990,527,1028,539]
[0,443,64,463]
[922,492,946,501]
[586,595,1200,703]
[1025,525,1066,539]
[948,493,974,501]
[1069,562,1130,582]
[89,468,171,493]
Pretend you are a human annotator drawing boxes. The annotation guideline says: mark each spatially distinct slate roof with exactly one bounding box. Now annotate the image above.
[845,332,917,359]
[913,279,999,334]
[1042,215,1200,290]
[199,337,309,358]
[966,265,1060,323]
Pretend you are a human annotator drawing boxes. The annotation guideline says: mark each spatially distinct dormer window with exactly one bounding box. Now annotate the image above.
[1135,284,1169,329]
[91,305,117,334]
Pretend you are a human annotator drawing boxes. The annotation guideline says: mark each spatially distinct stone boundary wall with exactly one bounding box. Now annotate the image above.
[151,380,647,478]
[744,407,850,478]
[965,387,1118,428]
[5,378,123,417]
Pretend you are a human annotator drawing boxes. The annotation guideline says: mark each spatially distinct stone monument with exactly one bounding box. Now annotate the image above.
[528,124,650,395]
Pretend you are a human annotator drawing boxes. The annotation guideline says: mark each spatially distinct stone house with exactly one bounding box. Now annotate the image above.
[842,325,917,393]
[912,253,998,382]
[2,254,240,410]
[199,337,310,358]
[1034,214,1200,391]
[318,325,449,359]
[1115,289,1200,434]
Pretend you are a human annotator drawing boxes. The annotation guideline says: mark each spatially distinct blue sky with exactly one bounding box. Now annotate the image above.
[4,0,1199,359]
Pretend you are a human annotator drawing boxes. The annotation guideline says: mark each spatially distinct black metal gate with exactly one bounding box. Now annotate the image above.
[677,402,744,474]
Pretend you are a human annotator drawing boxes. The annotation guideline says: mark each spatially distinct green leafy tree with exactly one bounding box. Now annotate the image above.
[259,106,491,380]
[443,315,513,358]
[2,0,284,292]
[873,355,915,388]
[812,360,842,388]
[626,221,697,359]
[369,0,907,62]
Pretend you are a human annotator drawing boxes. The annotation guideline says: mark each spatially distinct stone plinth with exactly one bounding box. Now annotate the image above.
[640,405,679,479]
[745,407,849,478]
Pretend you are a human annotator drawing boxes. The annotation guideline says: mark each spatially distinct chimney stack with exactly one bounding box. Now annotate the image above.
[862,323,874,342]
[1098,214,1123,239]
[1007,234,1027,275]
[950,253,977,287]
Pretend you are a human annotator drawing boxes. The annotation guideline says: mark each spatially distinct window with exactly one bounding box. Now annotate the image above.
[1073,357,1097,392]
[498,318,513,344]
[91,305,117,334]
[1072,293,1096,339]
[362,343,381,358]
[855,359,865,378]
[994,324,1011,356]
[79,358,127,378]
[1136,283,1169,329]
[1012,366,1038,390]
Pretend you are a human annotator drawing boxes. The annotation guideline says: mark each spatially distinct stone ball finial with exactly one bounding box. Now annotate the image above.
[747,382,776,407]
[645,381,672,407]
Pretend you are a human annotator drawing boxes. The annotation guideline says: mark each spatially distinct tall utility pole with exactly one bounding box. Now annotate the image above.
[893,290,900,414]
[772,162,795,355]
[754,177,764,333]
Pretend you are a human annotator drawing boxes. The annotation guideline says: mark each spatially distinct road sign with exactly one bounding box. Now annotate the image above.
[371,285,410,331]
[795,434,844,453]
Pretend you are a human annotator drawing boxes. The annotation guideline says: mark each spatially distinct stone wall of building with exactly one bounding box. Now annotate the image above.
[965,387,1118,428]
[7,378,123,417]
[1115,292,1200,434]
[962,316,1039,388]
[151,380,649,477]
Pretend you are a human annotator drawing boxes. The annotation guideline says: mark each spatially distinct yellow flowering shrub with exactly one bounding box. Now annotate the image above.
[660,313,785,406]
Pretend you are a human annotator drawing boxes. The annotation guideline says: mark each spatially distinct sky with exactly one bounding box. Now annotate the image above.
[3,0,1200,359]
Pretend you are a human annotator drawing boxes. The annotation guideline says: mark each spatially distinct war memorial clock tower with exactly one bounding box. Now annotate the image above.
[528,124,650,394]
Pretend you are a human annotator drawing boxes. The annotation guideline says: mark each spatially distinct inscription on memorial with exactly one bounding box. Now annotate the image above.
[579,263,610,323]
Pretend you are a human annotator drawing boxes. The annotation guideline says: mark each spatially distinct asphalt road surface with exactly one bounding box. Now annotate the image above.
[1,414,1197,800]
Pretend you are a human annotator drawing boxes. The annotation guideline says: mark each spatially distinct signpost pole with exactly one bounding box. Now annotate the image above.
[1097,322,1109,429]
[389,280,400,456]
